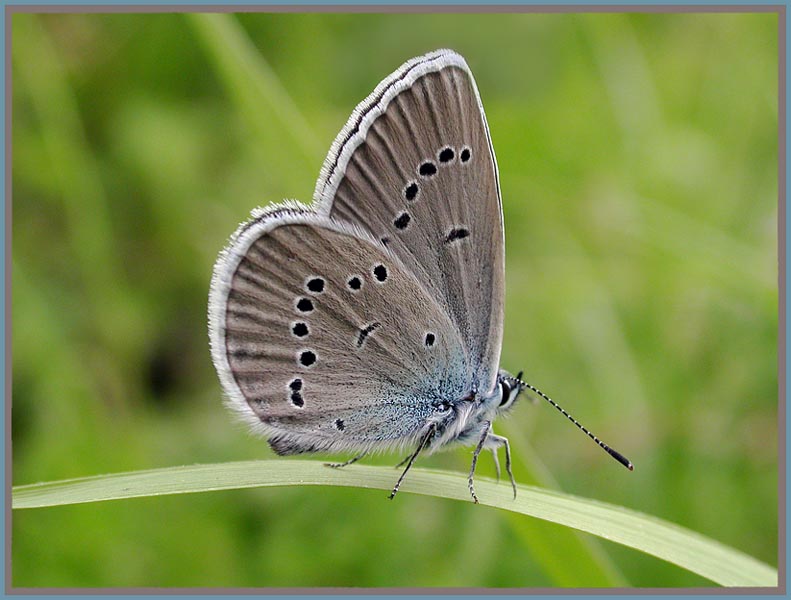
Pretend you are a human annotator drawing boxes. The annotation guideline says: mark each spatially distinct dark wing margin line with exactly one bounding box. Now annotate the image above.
[316,51,466,205]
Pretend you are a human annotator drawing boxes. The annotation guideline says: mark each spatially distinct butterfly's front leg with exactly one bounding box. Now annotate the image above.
[491,448,501,482]
[389,423,438,500]
[325,453,368,469]
[467,421,491,503]
[485,432,516,500]
[469,423,517,503]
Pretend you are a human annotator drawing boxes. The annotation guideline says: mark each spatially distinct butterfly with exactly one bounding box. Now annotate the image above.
[209,49,632,503]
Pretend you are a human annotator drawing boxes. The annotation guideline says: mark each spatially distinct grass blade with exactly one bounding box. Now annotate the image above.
[13,460,777,588]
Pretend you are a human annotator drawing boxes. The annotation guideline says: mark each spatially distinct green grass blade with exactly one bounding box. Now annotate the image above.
[12,460,776,588]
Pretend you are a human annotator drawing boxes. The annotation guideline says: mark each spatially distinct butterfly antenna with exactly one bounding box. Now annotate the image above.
[516,376,634,471]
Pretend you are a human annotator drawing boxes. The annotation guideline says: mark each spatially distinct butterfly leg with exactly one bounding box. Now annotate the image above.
[393,454,412,469]
[486,433,517,499]
[324,452,368,469]
[389,424,436,500]
[491,448,502,482]
[468,421,492,504]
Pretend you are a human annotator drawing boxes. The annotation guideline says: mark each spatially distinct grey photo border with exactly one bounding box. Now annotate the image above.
[2,2,785,597]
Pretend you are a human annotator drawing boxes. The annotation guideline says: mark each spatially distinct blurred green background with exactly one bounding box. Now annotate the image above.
[11,11,778,588]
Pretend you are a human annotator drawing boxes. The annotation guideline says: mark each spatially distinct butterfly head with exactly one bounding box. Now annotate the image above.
[494,369,525,415]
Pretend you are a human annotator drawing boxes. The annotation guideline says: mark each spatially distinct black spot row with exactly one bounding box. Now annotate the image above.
[293,275,315,371]
[424,332,436,347]
[299,268,385,299]
[347,263,387,291]
[295,278,323,337]
[397,145,473,230]
[402,145,472,201]
[292,265,388,370]
[291,296,314,356]
[334,419,345,431]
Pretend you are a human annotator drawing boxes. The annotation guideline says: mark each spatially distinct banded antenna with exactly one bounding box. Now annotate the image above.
[515,371,634,471]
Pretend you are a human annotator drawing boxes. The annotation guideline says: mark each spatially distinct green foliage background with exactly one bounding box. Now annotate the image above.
[11,11,778,588]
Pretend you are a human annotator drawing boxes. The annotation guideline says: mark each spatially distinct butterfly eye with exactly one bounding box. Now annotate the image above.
[499,380,513,407]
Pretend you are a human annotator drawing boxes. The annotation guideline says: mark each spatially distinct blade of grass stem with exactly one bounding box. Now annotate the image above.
[12,460,777,588]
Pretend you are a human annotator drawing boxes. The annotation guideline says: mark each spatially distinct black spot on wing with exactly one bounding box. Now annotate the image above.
[438,147,455,163]
[404,182,419,201]
[445,228,470,243]
[299,350,317,367]
[373,264,388,282]
[306,277,325,293]
[296,298,314,312]
[394,212,411,230]
[419,161,437,177]
[357,322,381,348]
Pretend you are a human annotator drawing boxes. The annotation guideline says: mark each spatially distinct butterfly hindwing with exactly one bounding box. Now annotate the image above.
[208,207,469,455]
[315,49,505,395]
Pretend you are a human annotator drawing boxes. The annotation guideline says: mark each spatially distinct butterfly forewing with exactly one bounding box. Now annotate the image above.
[209,210,468,455]
[315,50,505,395]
